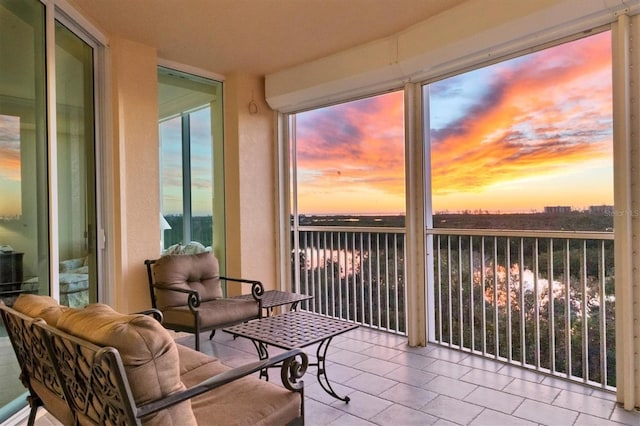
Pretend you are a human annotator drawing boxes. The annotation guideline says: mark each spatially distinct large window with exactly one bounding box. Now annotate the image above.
[286,30,617,387]
[294,91,406,225]
[290,90,407,331]
[424,31,615,387]
[427,31,613,231]
[157,68,225,259]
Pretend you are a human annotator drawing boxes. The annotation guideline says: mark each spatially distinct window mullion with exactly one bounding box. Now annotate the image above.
[182,113,192,243]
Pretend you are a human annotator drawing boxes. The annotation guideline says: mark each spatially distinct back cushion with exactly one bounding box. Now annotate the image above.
[152,252,223,309]
[56,304,196,426]
[13,294,68,326]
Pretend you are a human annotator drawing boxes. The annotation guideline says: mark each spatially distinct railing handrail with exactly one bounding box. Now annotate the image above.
[295,225,613,240]
[429,227,613,240]
[296,225,405,234]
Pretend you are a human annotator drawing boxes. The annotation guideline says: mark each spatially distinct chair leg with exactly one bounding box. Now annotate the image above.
[195,333,200,351]
[209,329,216,340]
[27,407,37,426]
[26,396,40,426]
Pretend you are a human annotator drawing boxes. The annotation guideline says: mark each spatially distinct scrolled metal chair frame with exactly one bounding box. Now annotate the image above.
[144,258,264,351]
[1,301,307,425]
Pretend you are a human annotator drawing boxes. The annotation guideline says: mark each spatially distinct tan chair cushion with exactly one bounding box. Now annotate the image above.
[176,343,221,376]
[13,294,68,326]
[162,298,260,329]
[153,252,223,309]
[56,304,197,426]
[177,345,301,426]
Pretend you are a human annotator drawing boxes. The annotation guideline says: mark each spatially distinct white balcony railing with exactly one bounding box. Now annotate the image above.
[291,226,615,391]
[292,227,407,334]
[430,229,615,391]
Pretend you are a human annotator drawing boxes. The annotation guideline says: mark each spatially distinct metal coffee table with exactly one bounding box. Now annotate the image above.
[232,290,312,316]
[225,310,358,402]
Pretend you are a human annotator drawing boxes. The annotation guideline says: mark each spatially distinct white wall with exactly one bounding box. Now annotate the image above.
[266,0,639,112]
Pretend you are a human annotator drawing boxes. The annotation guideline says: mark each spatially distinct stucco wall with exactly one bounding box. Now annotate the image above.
[107,37,160,313]
[104,50,277,309]
[224,73,277,292]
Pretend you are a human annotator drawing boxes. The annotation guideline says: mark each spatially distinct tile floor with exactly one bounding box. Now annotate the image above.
[18,326,640,425]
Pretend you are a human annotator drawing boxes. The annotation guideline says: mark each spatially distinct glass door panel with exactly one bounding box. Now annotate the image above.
[55,21,97,308]
[157,68,224,267]
[0,0,48,420]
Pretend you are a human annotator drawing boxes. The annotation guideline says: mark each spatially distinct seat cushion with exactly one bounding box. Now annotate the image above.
[162,298,260,329]
[176,345,301,426]
[153,252,223,308]
[56,303,197,426]
[176,343,221,376]
[13,294,69,326]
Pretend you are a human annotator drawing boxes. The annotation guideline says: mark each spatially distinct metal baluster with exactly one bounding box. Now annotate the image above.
[481,236,487,355]
[506,237,512,362]
[436,234,443,343]
[565,239,571,379]
[549,239,556,374]
[534,238,541,370]
[581,240,588,383]
[519,237,526,366]
[469,235,475,353]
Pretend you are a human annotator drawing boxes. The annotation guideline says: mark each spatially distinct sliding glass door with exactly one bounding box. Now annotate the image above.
[0,0,100,420]
[55,20,97,309]
[0,0,49,418]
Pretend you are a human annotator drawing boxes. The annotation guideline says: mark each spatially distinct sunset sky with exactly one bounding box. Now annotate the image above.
[160,107,214,216]
[295,31,613,215]
[0,114,21,218]
[0,33,614,219]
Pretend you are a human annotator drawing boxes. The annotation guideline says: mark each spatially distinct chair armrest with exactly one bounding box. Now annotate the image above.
[220,276,264,302]
[132,308,163,323]
[135,348,308,419]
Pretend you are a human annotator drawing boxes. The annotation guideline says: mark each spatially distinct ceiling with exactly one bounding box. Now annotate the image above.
[69,0,468,77]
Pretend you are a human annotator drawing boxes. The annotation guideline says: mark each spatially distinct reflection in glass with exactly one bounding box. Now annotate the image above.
[157,68,224,264]
[55,21,97,308]
[0,114,21,218]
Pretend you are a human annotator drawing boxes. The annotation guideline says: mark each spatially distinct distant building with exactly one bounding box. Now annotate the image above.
[544,206,571,214]
[589,205,614,215]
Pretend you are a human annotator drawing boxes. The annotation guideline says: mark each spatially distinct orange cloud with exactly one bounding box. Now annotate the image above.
[294,31,612,215]
[431,31,612,205]
[0,114,21,182]
[296,91,405,214]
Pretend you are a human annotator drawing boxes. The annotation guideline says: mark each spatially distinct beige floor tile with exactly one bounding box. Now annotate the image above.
[503,378,562,403]
[379,382,438,409]
[421,394,484,424]
[513,399,579,425]
[383,365,437,387]
[371,403,439,425]
[343,371,397,395]
[470,408,537,426]
[423,375,477,399]
[464,386,524,414]
[459,368,515,390]
[552,389,616,419]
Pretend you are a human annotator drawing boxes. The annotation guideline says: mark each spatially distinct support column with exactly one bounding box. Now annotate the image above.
[405,83,427,346]
[613,13,640,410]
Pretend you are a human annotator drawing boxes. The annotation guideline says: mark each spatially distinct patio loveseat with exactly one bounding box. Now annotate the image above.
[0,294,307,425]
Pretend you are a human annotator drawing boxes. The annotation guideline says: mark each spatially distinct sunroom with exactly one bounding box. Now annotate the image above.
[1,0,640,424]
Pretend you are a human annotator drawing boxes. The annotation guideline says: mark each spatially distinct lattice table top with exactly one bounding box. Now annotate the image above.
[225,311,358,349]
[232,290,312,309]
